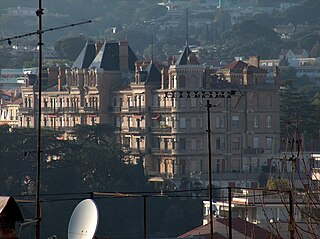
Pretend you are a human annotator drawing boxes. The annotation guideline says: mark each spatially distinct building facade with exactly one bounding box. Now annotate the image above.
[19,42,280,185]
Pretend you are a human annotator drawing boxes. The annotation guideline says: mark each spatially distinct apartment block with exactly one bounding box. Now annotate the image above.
[19,41,280,185]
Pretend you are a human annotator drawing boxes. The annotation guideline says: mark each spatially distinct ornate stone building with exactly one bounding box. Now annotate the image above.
[19,41,280,186]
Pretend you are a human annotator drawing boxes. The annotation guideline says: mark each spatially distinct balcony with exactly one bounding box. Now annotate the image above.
[149,106,172,112]
[148,148,172,154]
[129,127,145,133]
[109,106,122,113]
[129,148,146,155]
[61,107,79,113]
[149,126,172,133]
[19,107,34,114]
[129,106,145,113]
[42,107,60,114]
[243,148,265,155]
[83,107,99,114]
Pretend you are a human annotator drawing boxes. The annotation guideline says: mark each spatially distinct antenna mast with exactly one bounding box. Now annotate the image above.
[35,0,43,238]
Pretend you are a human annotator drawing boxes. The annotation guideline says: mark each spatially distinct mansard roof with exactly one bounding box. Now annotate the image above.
[175,44,192,65]
[90,42,120,70]
[128,45,138,71]
[72,42,96,69]
[139,62,161,83]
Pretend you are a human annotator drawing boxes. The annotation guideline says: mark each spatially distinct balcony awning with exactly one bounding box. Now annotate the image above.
[132,115,143,119]
[151,114,160,120]
[148,176,164,182]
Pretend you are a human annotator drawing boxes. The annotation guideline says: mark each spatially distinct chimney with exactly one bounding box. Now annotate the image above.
[243,67,248,85]
[274,66,280,89]
[119,40,129,71]
[58,67,66,91]
[47,67,59,86]
[248,56,260,68]
[95,40,103,55]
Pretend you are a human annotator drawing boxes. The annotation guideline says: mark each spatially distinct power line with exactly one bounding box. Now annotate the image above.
[0,20,93,45]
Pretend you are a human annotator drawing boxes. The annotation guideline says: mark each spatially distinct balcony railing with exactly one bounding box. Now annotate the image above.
[149,126,172,133]
[19,107,34,114]
[243,148,265,154]
[129,127,145,133]
[61,107,79,113]
[83,107,99,113]
[149,106,172,112]
[148,148,172,154]
[129,106,145,113]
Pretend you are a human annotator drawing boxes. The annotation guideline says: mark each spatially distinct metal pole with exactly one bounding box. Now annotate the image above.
[228,187,232,239]
[144,196,147,239]
[35,1,43,239]
[206,100,214,239]
[289,190,295,239]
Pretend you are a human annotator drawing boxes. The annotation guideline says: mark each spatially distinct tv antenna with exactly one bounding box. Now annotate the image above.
[0,3,93,239]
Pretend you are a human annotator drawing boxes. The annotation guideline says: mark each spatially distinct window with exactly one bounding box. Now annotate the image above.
[191,138,197,150]
[253,115,259,128]
[191,117,197,128]
[216,138,221,150]
[267,96,272,107]
[179,75,186,88]
[179,98,186,108]
[180,138,186,150]
[172,139,176,150]
[152,137,160,148]
[266,137,273,150]
[216,116,225,128]
[198,118,203,129]
[198,139,203,150]
[164,138,169,149]
[172,98,176,107]
[254,96,259,107]
[180,117,186,129]
[253,136,259,149]
[191,98,197,107]
[232,137,240,149]
[266,115,272,128]
[232,115,240,127]
[216,137,225,150]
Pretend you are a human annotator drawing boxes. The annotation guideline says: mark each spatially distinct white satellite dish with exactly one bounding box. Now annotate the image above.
[68,199,99,239]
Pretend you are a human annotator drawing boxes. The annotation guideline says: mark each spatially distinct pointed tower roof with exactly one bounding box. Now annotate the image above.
[139,62,161,83]
[90,41,120,70]
[175,44,192,65]
[72,42,96,69]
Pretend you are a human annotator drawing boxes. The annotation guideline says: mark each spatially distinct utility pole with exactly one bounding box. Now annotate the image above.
[143,196,147,239]
[206,100,214,239]
[228,187,232,239]
[35,0,43,238]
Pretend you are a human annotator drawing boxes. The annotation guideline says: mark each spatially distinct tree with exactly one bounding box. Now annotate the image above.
[54,35,87,61]
[310,41,320,57]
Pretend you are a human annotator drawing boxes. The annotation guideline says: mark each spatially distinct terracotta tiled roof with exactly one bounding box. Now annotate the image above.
[216,218,281,239]
[223,60,248,71]
[178,223,227,239]
[178,217,281,239]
